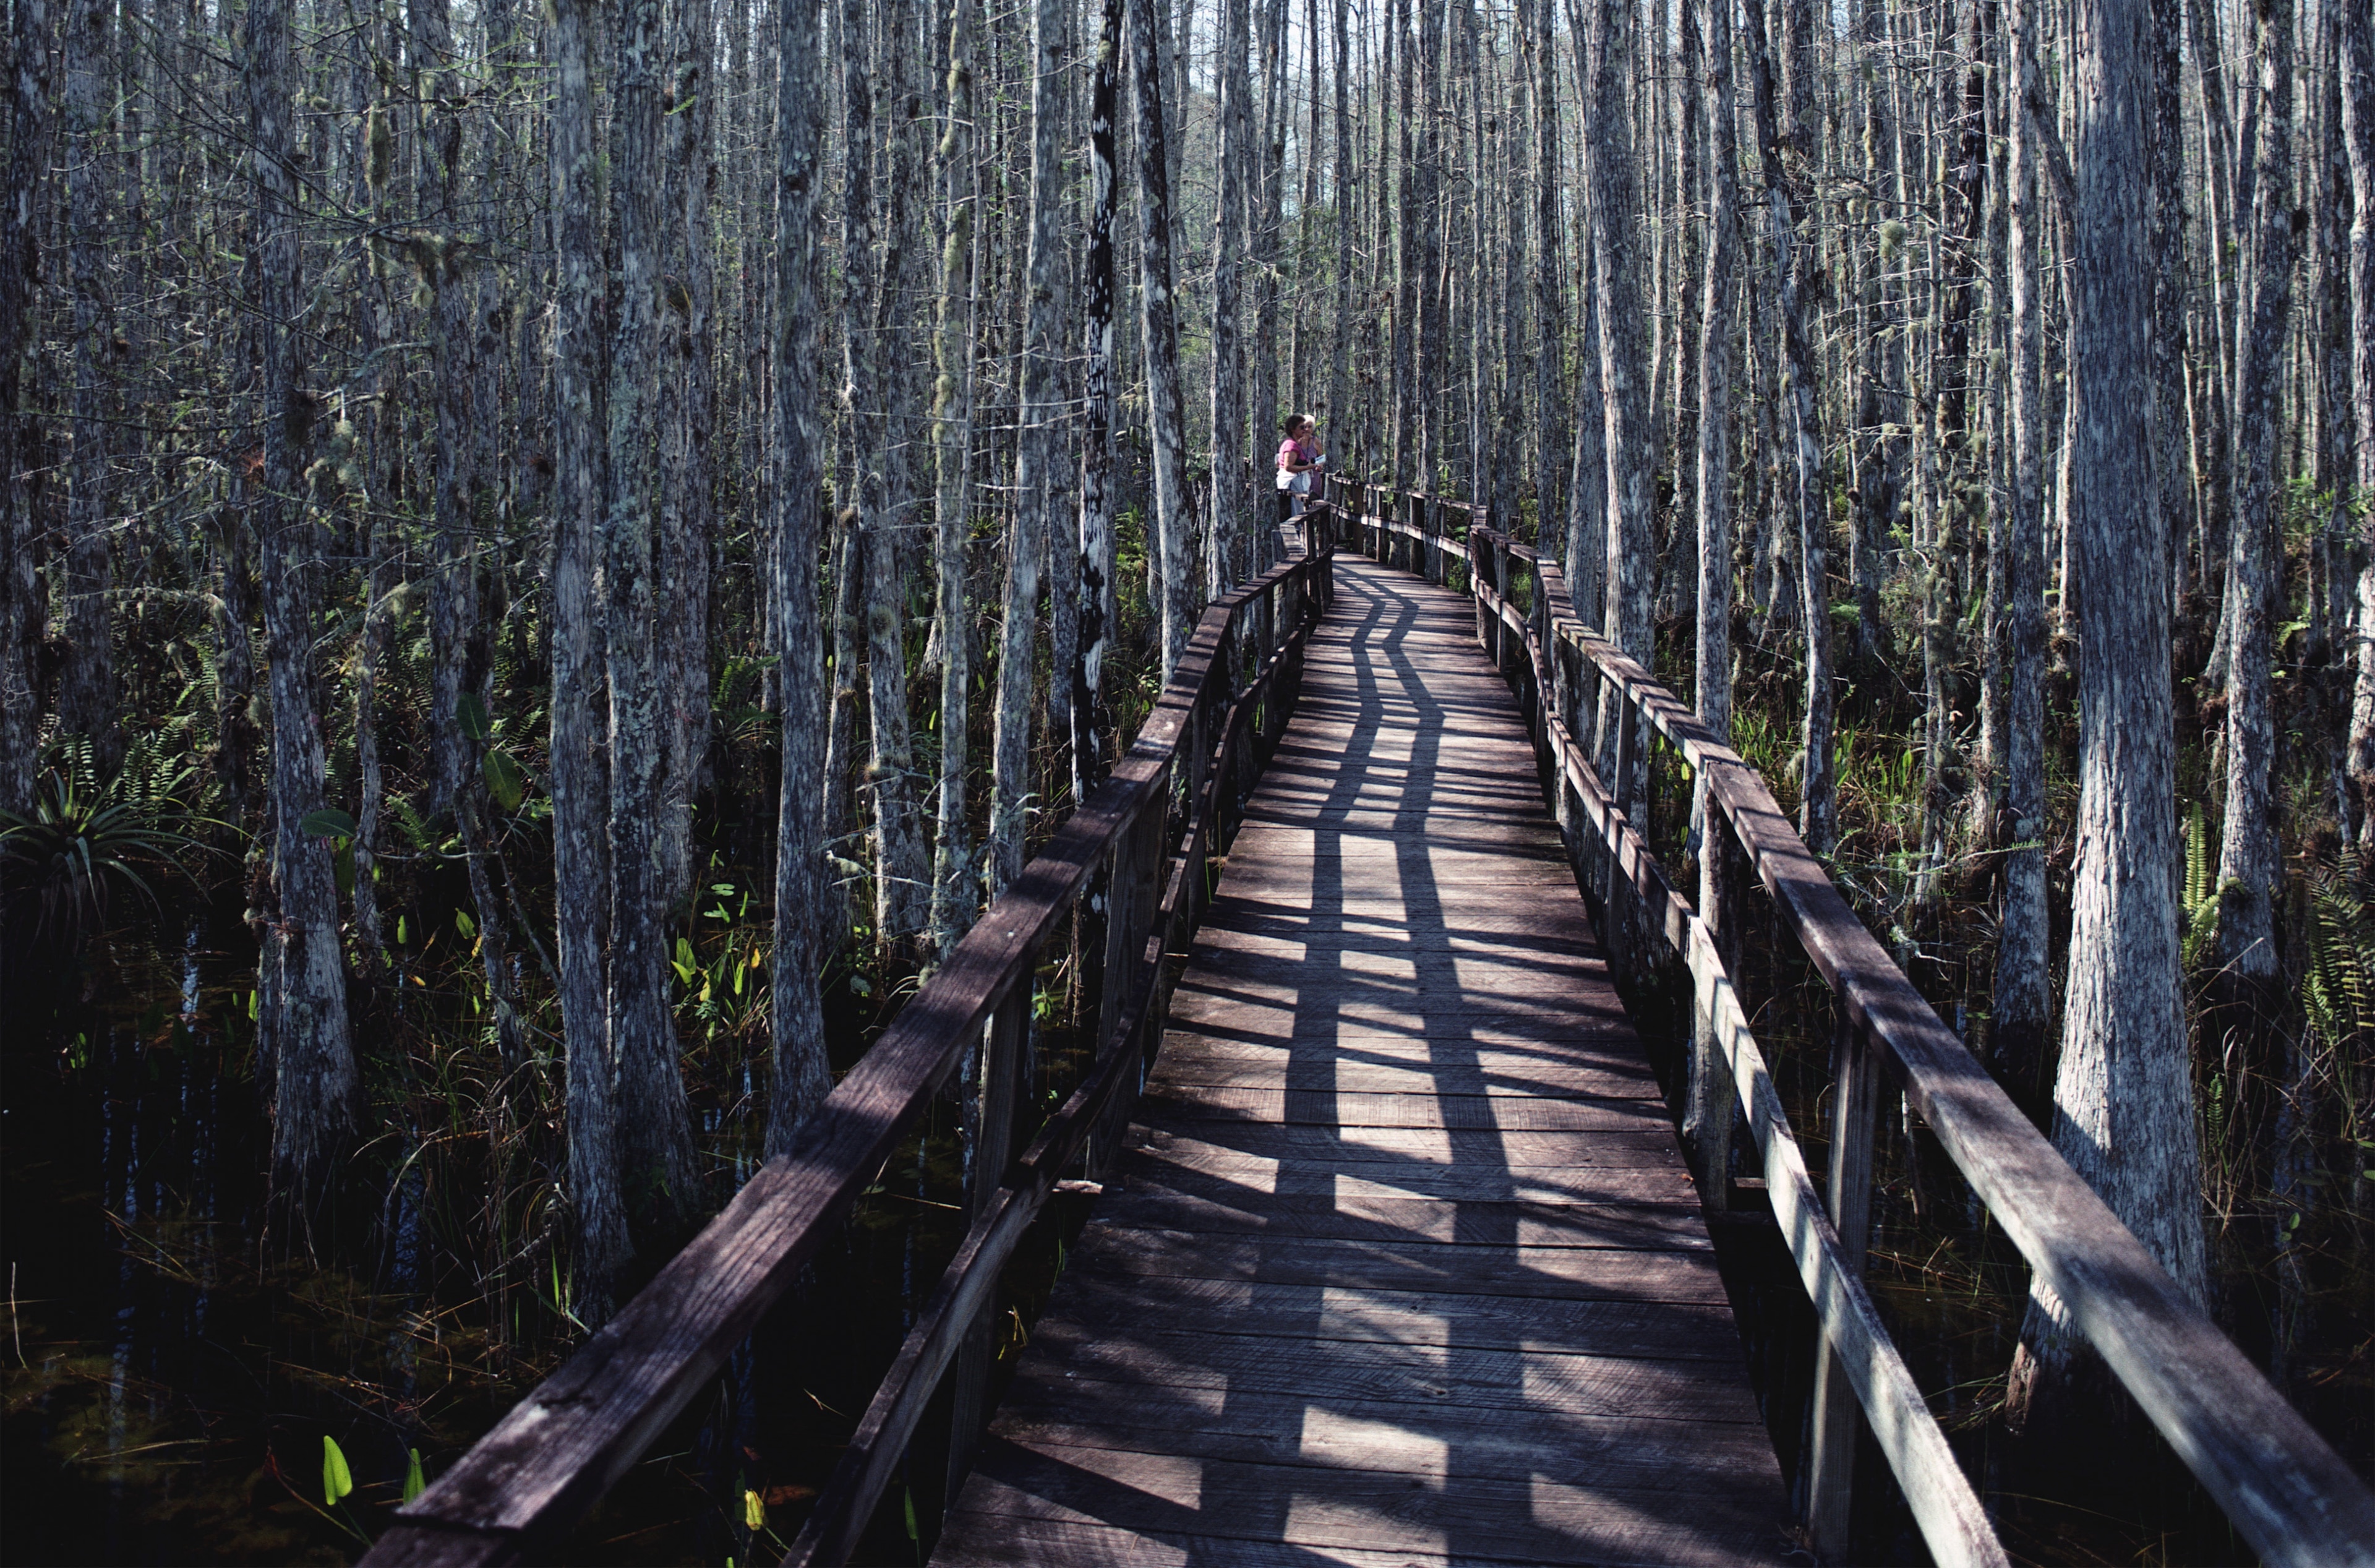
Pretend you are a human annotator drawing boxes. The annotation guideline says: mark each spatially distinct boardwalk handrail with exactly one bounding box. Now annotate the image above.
[1330,472,2375,1568]
[363,511,1338,1568]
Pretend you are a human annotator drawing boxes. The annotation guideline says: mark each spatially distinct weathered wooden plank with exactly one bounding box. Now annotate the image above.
[1129,1120,1692,1169]
[1145,1051,1662,1101]
[1013,1323,1768,1421]
[1061,1225,1732,1305]
[1083,1189,1708,1248]
[935,1514,1697,1568]
[944,1439,1782,1565]
[1139,1087,1675,1133]
[986,1401,1781,1489]
[1116,1136,1703,1205]
[1016,1278,1751,1365]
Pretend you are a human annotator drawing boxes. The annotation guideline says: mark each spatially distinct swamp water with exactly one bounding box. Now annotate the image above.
[1,916,1096,1566]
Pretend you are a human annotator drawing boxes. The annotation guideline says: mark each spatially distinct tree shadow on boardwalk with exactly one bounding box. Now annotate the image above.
[933,559,1792,1566]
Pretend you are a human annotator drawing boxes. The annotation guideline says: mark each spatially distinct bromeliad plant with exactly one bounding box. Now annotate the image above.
[0,737,216,949]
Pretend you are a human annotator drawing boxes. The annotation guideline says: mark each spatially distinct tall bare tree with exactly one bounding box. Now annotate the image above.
[769,0,835,1152]
[247,0,360,1207]
[2011,0,2207,1426]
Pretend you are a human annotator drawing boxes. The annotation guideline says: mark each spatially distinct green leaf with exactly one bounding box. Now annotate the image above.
[483,749,528,812]
[322,1435,354,1506]
[904,1486,920,1541]
[457,692,492,743]
[333,839,356,898]
[455,909,477,941]
[403,1448,426,1504]
[743,1488,766,1530]
[672,936,698,985]
[397,914,409,945]
[301,807,358,839]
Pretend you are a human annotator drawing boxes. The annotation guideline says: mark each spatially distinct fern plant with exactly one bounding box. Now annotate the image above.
[2181,801,2222,972]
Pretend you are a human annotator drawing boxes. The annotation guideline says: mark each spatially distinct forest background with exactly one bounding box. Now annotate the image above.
[2,0,2373,1557]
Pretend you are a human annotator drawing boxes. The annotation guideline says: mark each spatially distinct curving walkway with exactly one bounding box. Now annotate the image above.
[933,553,1790,1566]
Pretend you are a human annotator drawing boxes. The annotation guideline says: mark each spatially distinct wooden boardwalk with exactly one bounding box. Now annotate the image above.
[934,554,1789,1566]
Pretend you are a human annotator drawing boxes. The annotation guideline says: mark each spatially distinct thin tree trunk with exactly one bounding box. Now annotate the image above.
[659,0,720,925]
[1529,0,1565,540]
[548,0,630,1288]
[2214,0,2295,987]
[606,0,700,1241]
[1207,0,1249,593]
[769,0,835,1152]
[0,0,50,812]
[247,0,361,1210]
[2011,0,2208,1426]
[991,0,1067,893]
[1131,0,1196,678]
[1584,0,1650,694]
[1327,0,1353,466]
[2346,0,2375,857]
[839,0,928,956]
[1076,0,1126,804]
[59,0,113,754]
[1995,0,2050,1100]
[1685,0,1739,1159]
[1745,0,1834,852]
[931,0,983,954]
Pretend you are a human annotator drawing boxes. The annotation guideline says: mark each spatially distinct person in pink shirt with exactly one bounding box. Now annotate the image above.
[1275,413,1324,518]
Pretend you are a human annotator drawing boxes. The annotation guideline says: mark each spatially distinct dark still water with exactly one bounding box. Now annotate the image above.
[1,912,1088,1567]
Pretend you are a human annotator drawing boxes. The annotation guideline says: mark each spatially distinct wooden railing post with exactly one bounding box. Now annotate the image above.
[946,976,1032,1500]
[1603,685,1639,977]
[1687,803,1746,1210]
[1806,970,1878,1556]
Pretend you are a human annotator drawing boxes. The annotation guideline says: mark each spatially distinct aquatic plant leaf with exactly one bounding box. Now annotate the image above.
[323,1434,354,1505]
[403,1448,426,1504]
[743,1488,766,1530]
[455,909,477,941]
[301,808,358,841]
[457,692,492,743]
[484,748,527,812]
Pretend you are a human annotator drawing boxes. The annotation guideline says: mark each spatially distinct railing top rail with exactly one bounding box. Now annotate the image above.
[1458,517,2375,1567]
[364,513,1340,1568]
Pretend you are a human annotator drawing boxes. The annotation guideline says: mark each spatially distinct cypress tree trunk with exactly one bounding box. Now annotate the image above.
[0,0,49,813]
[1129,0,1196,679]
[1994,0,2051,1101]
[2346,0,2375,856]
[2011,0,2207,1427]
[59,0,113,755]
[770,0,836,1152]
[931,0,983,954]
[1685,0,1739,1159]
[606,0,699,1241]
[839,0,928,954]
[1528,0,1564,538]
[1249,0,1288,572]
[1745,0,1834,853]
[991,0,1066,893]
[247,0,361,1209]
[658,0,719,923]
[1207,0,1249,593]
[548,0,629,1287]
[2214,0,2295,988]
[1327,0,1353,471]
[1077,0,1126,804]
[1584,0,1650,704]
